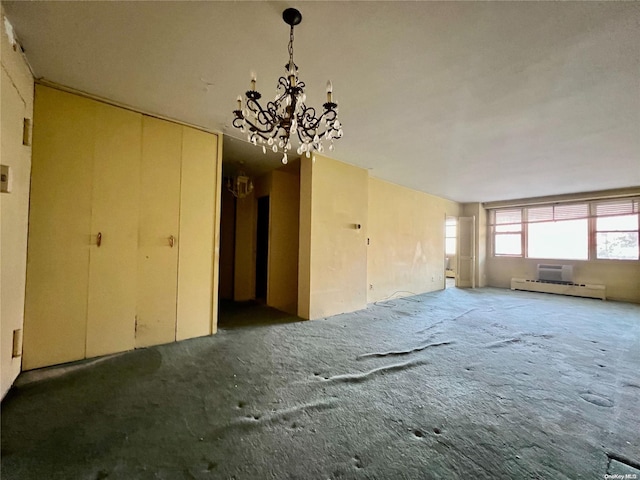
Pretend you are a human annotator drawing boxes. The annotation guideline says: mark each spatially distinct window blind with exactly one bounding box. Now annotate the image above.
[595,198,640,217]
[492,209,521,226]
[527,203,590,222]
[491,198,639,224]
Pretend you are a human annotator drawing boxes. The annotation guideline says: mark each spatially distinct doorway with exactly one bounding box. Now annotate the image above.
[255,196,270,301]
[456,216,475,288]
[445,216,457,288]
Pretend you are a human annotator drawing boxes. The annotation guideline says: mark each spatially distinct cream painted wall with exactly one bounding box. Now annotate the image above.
[367,178,461,303]
[298,155,368,319]
[298,158,313,319]
[487,256,640,303]
[267,168,300,314]
[1,9,33,398]
[462,202,487,288]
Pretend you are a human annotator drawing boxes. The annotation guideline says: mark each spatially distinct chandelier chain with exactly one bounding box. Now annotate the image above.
[288,25,295,70]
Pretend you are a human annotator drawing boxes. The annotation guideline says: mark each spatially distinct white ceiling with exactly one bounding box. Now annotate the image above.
[4,1,639,202]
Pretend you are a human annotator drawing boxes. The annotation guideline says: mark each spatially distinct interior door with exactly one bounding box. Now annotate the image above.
[176,127,218,341]
[23,86,94,369]
[456,216,475,288]
[86,103,141,357]
[135,116,182,348]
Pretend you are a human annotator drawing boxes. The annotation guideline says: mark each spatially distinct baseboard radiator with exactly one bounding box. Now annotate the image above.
[510,278,606,300]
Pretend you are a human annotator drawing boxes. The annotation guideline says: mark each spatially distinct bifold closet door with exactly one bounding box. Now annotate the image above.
[135,117,182,348]
[176,127,218,340]
[23,86,94,369]
[85,103,141,358]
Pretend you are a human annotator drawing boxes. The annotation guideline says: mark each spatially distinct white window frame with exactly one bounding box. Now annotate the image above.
[489,197,640,261]
[491,209,524,257]
[592,198,640,260]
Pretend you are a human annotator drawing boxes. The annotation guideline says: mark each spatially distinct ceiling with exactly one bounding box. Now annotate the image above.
[4,1,639,202]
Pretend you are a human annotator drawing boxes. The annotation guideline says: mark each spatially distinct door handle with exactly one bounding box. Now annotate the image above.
[169,235,175,248]
[96,232,102,247]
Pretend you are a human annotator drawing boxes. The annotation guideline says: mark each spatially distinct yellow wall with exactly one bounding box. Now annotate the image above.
[298,158,313,319]
[299,155,368,319]
[1,9,34,398]
[267,168,300,314]
[367,177,461,303]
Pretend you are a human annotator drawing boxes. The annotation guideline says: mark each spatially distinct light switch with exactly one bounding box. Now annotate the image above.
[23,118,32,146]
[12,329,22,358]
[1,165,12,193]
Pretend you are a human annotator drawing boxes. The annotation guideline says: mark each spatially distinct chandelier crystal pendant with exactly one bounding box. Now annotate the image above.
[232,8,343,164]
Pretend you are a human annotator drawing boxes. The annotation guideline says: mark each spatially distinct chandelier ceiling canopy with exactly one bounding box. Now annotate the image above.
[232,8,343,165]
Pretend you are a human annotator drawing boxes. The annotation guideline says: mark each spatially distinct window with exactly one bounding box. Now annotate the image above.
[445,217,456,255]
[489,197,639,261]
[493,209,522,256]
[595,199,639,260]
[527,204,589,260]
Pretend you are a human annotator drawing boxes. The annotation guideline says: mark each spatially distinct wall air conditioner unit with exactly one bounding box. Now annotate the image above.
[537,264,573,284]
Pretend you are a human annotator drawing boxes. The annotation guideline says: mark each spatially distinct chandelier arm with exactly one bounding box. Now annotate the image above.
[232,115,245,130]
[296,105,322,140]
[244,120,276,139]
[295,106,342,145]
[316,108,340,135]
[276,76,289,93]
[244,98,282,137]
[274,77,295,105]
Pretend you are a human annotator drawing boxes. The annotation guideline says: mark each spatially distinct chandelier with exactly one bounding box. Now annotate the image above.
[226,170,254,199]
[232,8,343,165]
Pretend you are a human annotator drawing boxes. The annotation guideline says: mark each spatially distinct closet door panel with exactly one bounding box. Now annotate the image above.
[135,116,181,348]
[85,103,141,358]
[176,128,218,340]
[23,86,95,370]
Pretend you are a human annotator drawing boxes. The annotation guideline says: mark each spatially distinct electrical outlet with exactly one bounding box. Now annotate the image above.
[369,284,374,290]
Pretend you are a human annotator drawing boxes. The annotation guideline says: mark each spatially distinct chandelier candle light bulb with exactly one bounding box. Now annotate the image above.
[231,8,343,163]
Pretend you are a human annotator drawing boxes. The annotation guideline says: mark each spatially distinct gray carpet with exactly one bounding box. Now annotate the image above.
[2,287,639,479]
